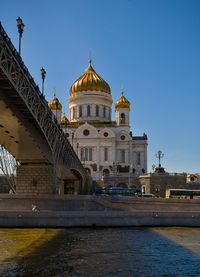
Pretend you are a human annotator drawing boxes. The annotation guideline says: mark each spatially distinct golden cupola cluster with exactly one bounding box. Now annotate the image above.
[115,92,130,109]
[48,94,62,111]
[70,60,111,95]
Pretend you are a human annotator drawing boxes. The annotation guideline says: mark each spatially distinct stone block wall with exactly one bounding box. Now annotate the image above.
[139,173,190,197]
[16,164,55,195]
[102,175,141,190]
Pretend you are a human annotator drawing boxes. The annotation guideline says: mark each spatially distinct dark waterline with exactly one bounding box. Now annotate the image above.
[1,227,200,276]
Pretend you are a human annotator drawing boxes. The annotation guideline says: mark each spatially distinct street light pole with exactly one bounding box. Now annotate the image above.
[16,17,25,56]
[155,150,164,168]
[40,68,46,95]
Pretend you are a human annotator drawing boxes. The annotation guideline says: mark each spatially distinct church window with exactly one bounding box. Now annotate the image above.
[121,135,125,140]
[108,108,111,120]
[121,150,125,163]
[96,105,99,117]
[89,148,92,161]
[137,152,141,165]
[81,148,84,161]
[103,106,106,117]
[104,132,108,137]
[87,105,91,117]
[85,148,88,160]
[81,147,93,161]
[79,106,82,117]
[120,113,126,124]
[104,147,108,161]
[72,107,75,119]
[83,129,90,136]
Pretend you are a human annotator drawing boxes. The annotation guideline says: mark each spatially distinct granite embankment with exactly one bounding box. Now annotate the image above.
[0,194,200,227]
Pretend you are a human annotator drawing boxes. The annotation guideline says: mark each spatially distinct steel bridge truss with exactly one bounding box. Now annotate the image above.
[0,22,87,187]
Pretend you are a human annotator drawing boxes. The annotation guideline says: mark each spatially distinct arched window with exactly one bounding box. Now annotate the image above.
[72,107,75,119]
[80,148,93,161]
[121,149,126,163]
[108,108,111,120]
[120,113,125,124]
[104,147,108,161]
[79,106,82,117]
[103,106,106,118]
[96,105,99,117]
[87,105,91,117]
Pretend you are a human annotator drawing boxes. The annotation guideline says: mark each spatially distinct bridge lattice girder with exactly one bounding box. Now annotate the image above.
[0,22,87,185]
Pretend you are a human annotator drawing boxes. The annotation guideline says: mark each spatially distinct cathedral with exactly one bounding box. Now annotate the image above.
[48,60,148,188]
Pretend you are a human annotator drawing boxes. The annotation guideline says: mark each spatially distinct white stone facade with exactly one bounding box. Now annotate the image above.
[52,63,148,187]
[65,98,147,186]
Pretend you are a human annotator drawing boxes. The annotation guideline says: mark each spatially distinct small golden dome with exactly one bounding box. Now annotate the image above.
[48,94,62,111]
[70,60,111,95]
[115,92,130,109]
[61,112,69,126]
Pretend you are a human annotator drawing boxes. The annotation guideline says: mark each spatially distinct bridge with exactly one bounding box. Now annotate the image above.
[0,22,90,195]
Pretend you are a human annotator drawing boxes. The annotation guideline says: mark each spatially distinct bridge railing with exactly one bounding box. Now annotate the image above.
[0,22,86,179]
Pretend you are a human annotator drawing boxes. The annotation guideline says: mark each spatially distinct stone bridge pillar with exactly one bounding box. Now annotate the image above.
[16,164,57,195]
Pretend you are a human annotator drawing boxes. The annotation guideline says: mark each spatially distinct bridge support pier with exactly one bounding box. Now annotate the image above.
[16,164,56,195]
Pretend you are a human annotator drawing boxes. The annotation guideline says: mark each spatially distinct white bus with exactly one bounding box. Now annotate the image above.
[166,189,200,199]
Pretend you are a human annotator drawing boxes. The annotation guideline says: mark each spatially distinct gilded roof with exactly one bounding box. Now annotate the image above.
[48,94,62,111]
[70,60,111,95]
[115,93,130,109]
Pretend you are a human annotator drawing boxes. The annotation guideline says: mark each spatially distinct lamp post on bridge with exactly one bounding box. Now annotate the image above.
[16,17,24,56]
[40,67,46,96]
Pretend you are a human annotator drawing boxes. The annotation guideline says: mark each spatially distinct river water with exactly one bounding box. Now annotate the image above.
[1,227,200,276]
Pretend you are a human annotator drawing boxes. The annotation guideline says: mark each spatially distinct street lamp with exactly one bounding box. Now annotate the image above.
[40,68,46,95]
[16,17,25,55]
[155,150,164,168]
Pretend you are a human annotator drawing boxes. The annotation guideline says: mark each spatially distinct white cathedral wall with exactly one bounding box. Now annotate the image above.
[69,91,112,122]
[66,91,147,179]
[68,129,147,178]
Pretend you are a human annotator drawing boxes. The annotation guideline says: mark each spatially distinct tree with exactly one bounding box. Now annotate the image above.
[0,145,18,193]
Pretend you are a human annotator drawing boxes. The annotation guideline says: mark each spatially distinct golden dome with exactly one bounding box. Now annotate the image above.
[115,93,130,109]
[61,112,69,126]
[48,94,62,111]
[70,60,111,95]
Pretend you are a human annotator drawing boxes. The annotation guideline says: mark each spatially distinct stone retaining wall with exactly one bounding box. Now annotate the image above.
[0,211,200,227]
[1,195,200,227]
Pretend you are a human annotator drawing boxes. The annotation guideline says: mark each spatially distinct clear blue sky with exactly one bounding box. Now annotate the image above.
[1,0,200,173]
